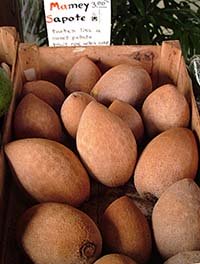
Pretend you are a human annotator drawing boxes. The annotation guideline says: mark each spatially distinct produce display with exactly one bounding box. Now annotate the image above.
[3,54,200,264]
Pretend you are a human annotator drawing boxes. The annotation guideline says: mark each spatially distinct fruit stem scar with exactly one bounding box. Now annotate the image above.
[80,241,96,258]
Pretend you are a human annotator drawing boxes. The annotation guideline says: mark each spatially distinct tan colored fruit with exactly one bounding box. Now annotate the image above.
[22,80,65,113]
[142,84,190,138]
[17,202,102,264]
[65,56,102,94]
[134,128,198,200]
[13,94,63,142]
[5,138,90,206]
[91,64,152,107]
[152,178,200,259]
[94,254,138,264]
[164,251,200,264]
[100,196,152,264]
[109,100,144,143]
[77,101,137,187]
[61,92,95,138]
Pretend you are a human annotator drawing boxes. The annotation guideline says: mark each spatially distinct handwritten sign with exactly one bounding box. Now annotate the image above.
[43,0,111,47]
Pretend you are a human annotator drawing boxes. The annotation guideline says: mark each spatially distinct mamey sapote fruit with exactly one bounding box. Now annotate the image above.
[142,84,190,138]
[17,202,102,264]
[22,80,65,113]
[77,101,137,187]
[13,94,63,142]
[100,196,152,264]
[94,253,138,264]
[5,138,90,206]
[65,56,101,94]
[164,251,200,264]
[134,128,198,200]
[152,178,200,259]
[109,99,144,143]
[61,91,95,138]
[91,64,152,107]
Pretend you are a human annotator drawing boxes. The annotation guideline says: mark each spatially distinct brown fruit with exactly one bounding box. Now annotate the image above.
[134,128,198,200]
[152,178,200,259]
[77,101,137,187]
[65,56,102,94]
[94,254,138,264]
[17,202,102,264]
[13,94,63,142]
[91,64,152,107]
[164,251,200,264]
[100,196,152,264]
[142,84,190,138]
[61,91,95,138]
[109,100,144,143]
[22,80,65,113]
[5,138,90,206]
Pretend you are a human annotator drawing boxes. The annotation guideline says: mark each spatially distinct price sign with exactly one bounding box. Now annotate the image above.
[43,0,111,47]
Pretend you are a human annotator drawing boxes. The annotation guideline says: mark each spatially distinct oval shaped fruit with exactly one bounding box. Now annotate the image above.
[100,196,152,264]
[77,101,137,187]
[94,254,138,264]
[61,92,95,138]
[13,94,63,142]
[91,64,152,107]
[5,138,90,206]
[22,80,65,113]
[142,84,190,138]
[164,251,200,264]
[152,178,200,259]
[109,100,144,143]
[134,128,198,200]
[65,56,102,94]
[17,202,102,264]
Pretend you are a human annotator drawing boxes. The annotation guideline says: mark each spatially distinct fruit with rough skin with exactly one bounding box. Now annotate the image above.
[91,64,152,107]
[22,80,65,113]
[13,94,63,142]
[134,127,198,200]
[5,138,90,206]
[94,253,138,264]
[152,178,200,259]
[77,101,137,187]
[17,202,102,264]
[65,56,102,94]
[100,196,152,264]
[61,91,95,138]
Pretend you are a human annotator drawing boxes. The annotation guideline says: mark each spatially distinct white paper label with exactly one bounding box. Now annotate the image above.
[43,0,111,47]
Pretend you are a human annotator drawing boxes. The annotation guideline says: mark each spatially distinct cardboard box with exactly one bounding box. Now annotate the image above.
[1,40,200,263]
[0,26,18,250]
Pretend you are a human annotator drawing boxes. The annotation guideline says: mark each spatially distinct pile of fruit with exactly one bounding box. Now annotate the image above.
[4,56,200,264]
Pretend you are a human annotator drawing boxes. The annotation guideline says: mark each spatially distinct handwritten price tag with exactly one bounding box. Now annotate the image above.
[43,0,111,47]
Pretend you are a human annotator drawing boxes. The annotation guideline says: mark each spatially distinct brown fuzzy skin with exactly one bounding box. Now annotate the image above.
[65,57,102,94]
[94,254,138,264]
[17,202,102,264]
[91,64,152,107]
[100,196,152,264]
[142,84,190,138]
[22,80,65,113]
[61,92,95,138]
[76,101,137,187]
[109,100,144,143]
[5,138,90,206]
[152,179,200,260]
[134,127,198,199]
[164,251,200,264]
[14,94,63,142]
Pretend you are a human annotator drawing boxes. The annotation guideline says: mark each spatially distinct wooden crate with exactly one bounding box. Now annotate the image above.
[0,26,18,249]
[1,40,200,263]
